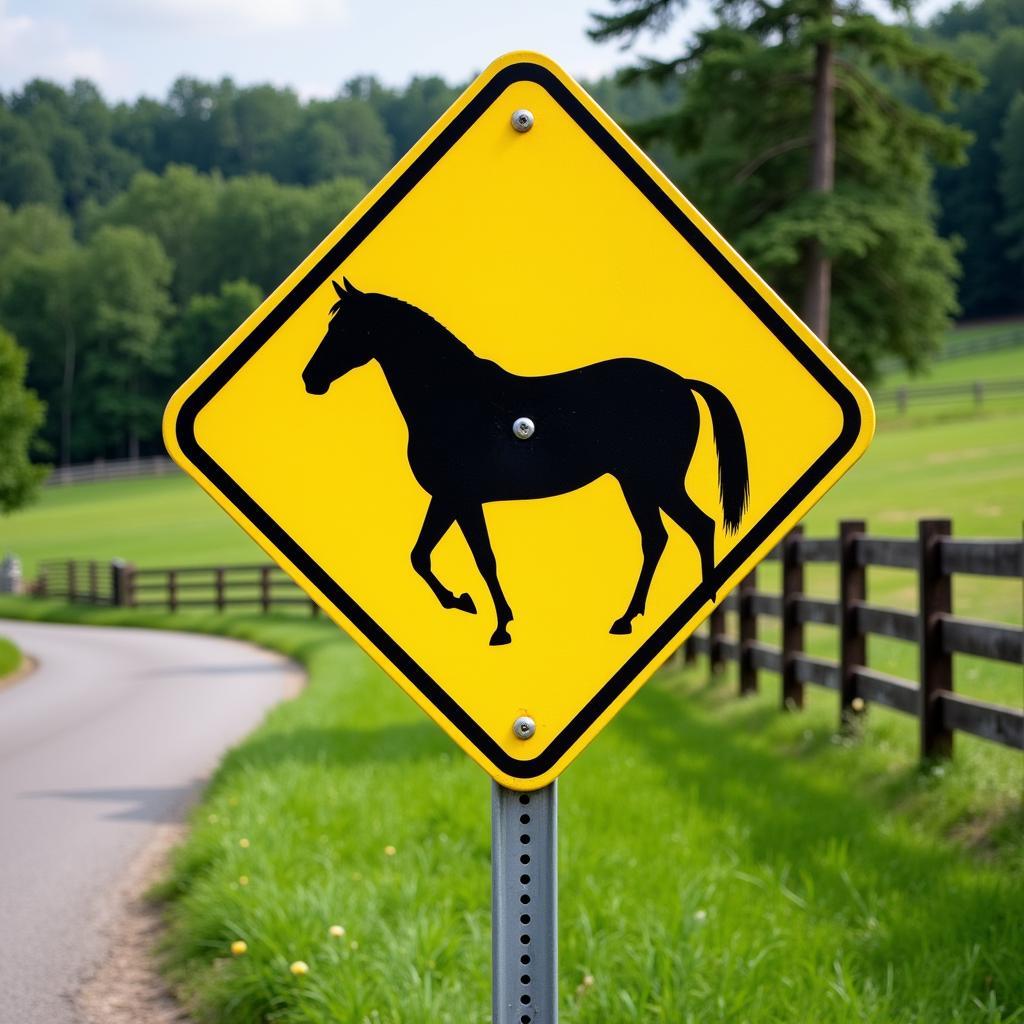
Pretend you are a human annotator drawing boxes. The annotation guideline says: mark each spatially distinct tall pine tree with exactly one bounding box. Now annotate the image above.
[590,0,978,379]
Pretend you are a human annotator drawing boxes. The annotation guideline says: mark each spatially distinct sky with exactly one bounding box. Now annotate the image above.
[0,0,951,103]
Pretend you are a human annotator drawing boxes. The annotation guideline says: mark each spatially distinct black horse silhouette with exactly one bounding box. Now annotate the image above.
[302,280,749,646]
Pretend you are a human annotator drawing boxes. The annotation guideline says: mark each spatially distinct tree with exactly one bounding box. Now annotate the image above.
[0,328,47,514]
[590,0,977,379]
[76,226,173,459]
[928,23,1024,316]
[998,91,1024,273]
[169,279,263,380]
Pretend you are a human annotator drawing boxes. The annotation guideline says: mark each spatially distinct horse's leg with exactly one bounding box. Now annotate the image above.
[611,483,668,635]
[454,504,513,646]
[660,485,718,603]
[411,497,476,614]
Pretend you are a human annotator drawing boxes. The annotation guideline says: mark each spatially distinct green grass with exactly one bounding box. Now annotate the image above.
[0,634,20,677]
[0,596,1020,1024]
[880,345,1024,390]
[0,344,1020,1021]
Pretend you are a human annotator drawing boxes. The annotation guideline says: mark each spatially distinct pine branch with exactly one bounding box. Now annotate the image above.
[733,136,812,182]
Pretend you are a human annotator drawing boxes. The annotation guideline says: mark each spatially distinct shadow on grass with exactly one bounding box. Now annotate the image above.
[612,678,1024,1003]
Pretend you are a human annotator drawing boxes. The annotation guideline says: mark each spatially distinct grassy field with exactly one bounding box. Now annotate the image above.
[0,596,1020,1024]
[0,346,1020,1022]
[0,634,20,677]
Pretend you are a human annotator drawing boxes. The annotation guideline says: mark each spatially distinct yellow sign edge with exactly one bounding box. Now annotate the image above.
[163,50,875,790]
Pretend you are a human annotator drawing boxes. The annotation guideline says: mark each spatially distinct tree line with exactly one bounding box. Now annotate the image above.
[0,0,1021,504]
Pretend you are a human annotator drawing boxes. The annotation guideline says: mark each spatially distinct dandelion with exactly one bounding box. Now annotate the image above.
[231,940,247,956]
[851,697,865,712]
[693,909,707,922]
[290,960,310,976]
[239,875,249,887]
[384,845,396,857]
[329,925,346,938]
[575,973,595,997]
[239,837,250,849]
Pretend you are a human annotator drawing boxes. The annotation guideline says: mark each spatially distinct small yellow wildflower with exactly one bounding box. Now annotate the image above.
[329,925,346,938]
[238,875,249,886]
[290,960,309,976]
[239,838,250,849]
[230,940,247,956]
[384,845,396,857]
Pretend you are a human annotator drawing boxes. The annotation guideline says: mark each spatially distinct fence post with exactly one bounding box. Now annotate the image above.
[709,603,727,677]
[260,566,271,614]
[67,560,77,602]
[782,525,805,710]
[88,561,98,604]
[919,519,953,760]
[215,568,226,612]
[839,519,867,733]
[168,569,178,612]
[897,388,907,415]
[683,632,697,665]
[738,569,758,695]
[110,559,135,607]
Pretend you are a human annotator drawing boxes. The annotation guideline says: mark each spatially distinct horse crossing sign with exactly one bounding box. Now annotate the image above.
[165,51,874,790]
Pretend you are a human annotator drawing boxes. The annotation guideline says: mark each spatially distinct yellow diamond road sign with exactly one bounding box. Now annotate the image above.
[164,51,874,790]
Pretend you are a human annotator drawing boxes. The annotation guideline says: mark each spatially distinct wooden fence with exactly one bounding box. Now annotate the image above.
[45,455,176,487]
[34,518,1023,762]
[872,377,1024,415]
[38,559,320,616]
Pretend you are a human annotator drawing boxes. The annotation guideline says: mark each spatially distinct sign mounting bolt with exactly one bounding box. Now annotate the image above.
[513,715,536,740]
[511,109,534,133]
[513,417,535,440]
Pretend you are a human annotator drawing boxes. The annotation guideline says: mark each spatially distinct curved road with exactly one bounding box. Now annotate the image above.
[0,618,302,1024]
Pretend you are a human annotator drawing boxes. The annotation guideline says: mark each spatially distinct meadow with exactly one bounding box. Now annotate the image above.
[0,344,1021,1023]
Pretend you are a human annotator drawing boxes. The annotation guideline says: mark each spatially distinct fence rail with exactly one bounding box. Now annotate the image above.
[872,378,1024,415]
[45,456,176,487]
[33,517,1023,763]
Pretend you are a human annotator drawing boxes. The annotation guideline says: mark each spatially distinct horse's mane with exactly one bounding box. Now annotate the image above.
[369,292,477,362]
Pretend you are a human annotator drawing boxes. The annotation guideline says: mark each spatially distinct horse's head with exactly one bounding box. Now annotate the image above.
[302,278,378,395]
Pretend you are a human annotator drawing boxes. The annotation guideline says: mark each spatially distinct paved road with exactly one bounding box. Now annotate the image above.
[0,619,301,1024]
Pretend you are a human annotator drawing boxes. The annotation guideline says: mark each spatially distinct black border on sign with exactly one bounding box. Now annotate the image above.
[176,61,862,779]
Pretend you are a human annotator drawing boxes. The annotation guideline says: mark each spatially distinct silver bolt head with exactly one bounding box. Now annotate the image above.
[513,715,536,740]
[512,416,535,440]
[511,108,534,133]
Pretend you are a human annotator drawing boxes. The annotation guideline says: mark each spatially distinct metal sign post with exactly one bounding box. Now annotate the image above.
[492,781,557,1023]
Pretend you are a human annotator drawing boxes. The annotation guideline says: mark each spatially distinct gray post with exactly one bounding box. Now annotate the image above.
[492,781,557,1024]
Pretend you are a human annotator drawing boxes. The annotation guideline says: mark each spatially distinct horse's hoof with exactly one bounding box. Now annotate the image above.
[609,618,632,635]
[489,628,512,646]
[452,592,476,614]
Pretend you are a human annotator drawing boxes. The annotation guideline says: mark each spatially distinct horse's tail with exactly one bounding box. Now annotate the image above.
[687,379,749,534]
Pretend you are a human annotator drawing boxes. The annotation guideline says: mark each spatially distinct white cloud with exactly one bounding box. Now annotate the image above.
[0,2,111,91]
[92,0,350,31]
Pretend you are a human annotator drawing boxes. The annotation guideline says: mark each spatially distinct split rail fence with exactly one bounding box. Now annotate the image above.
[34,518,1023,762]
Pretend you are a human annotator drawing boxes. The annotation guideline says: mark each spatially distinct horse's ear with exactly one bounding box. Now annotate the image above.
[332,279,345,299]
[342,277,362,296]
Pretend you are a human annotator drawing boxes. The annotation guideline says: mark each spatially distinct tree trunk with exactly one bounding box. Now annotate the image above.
[802,7,836,343]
